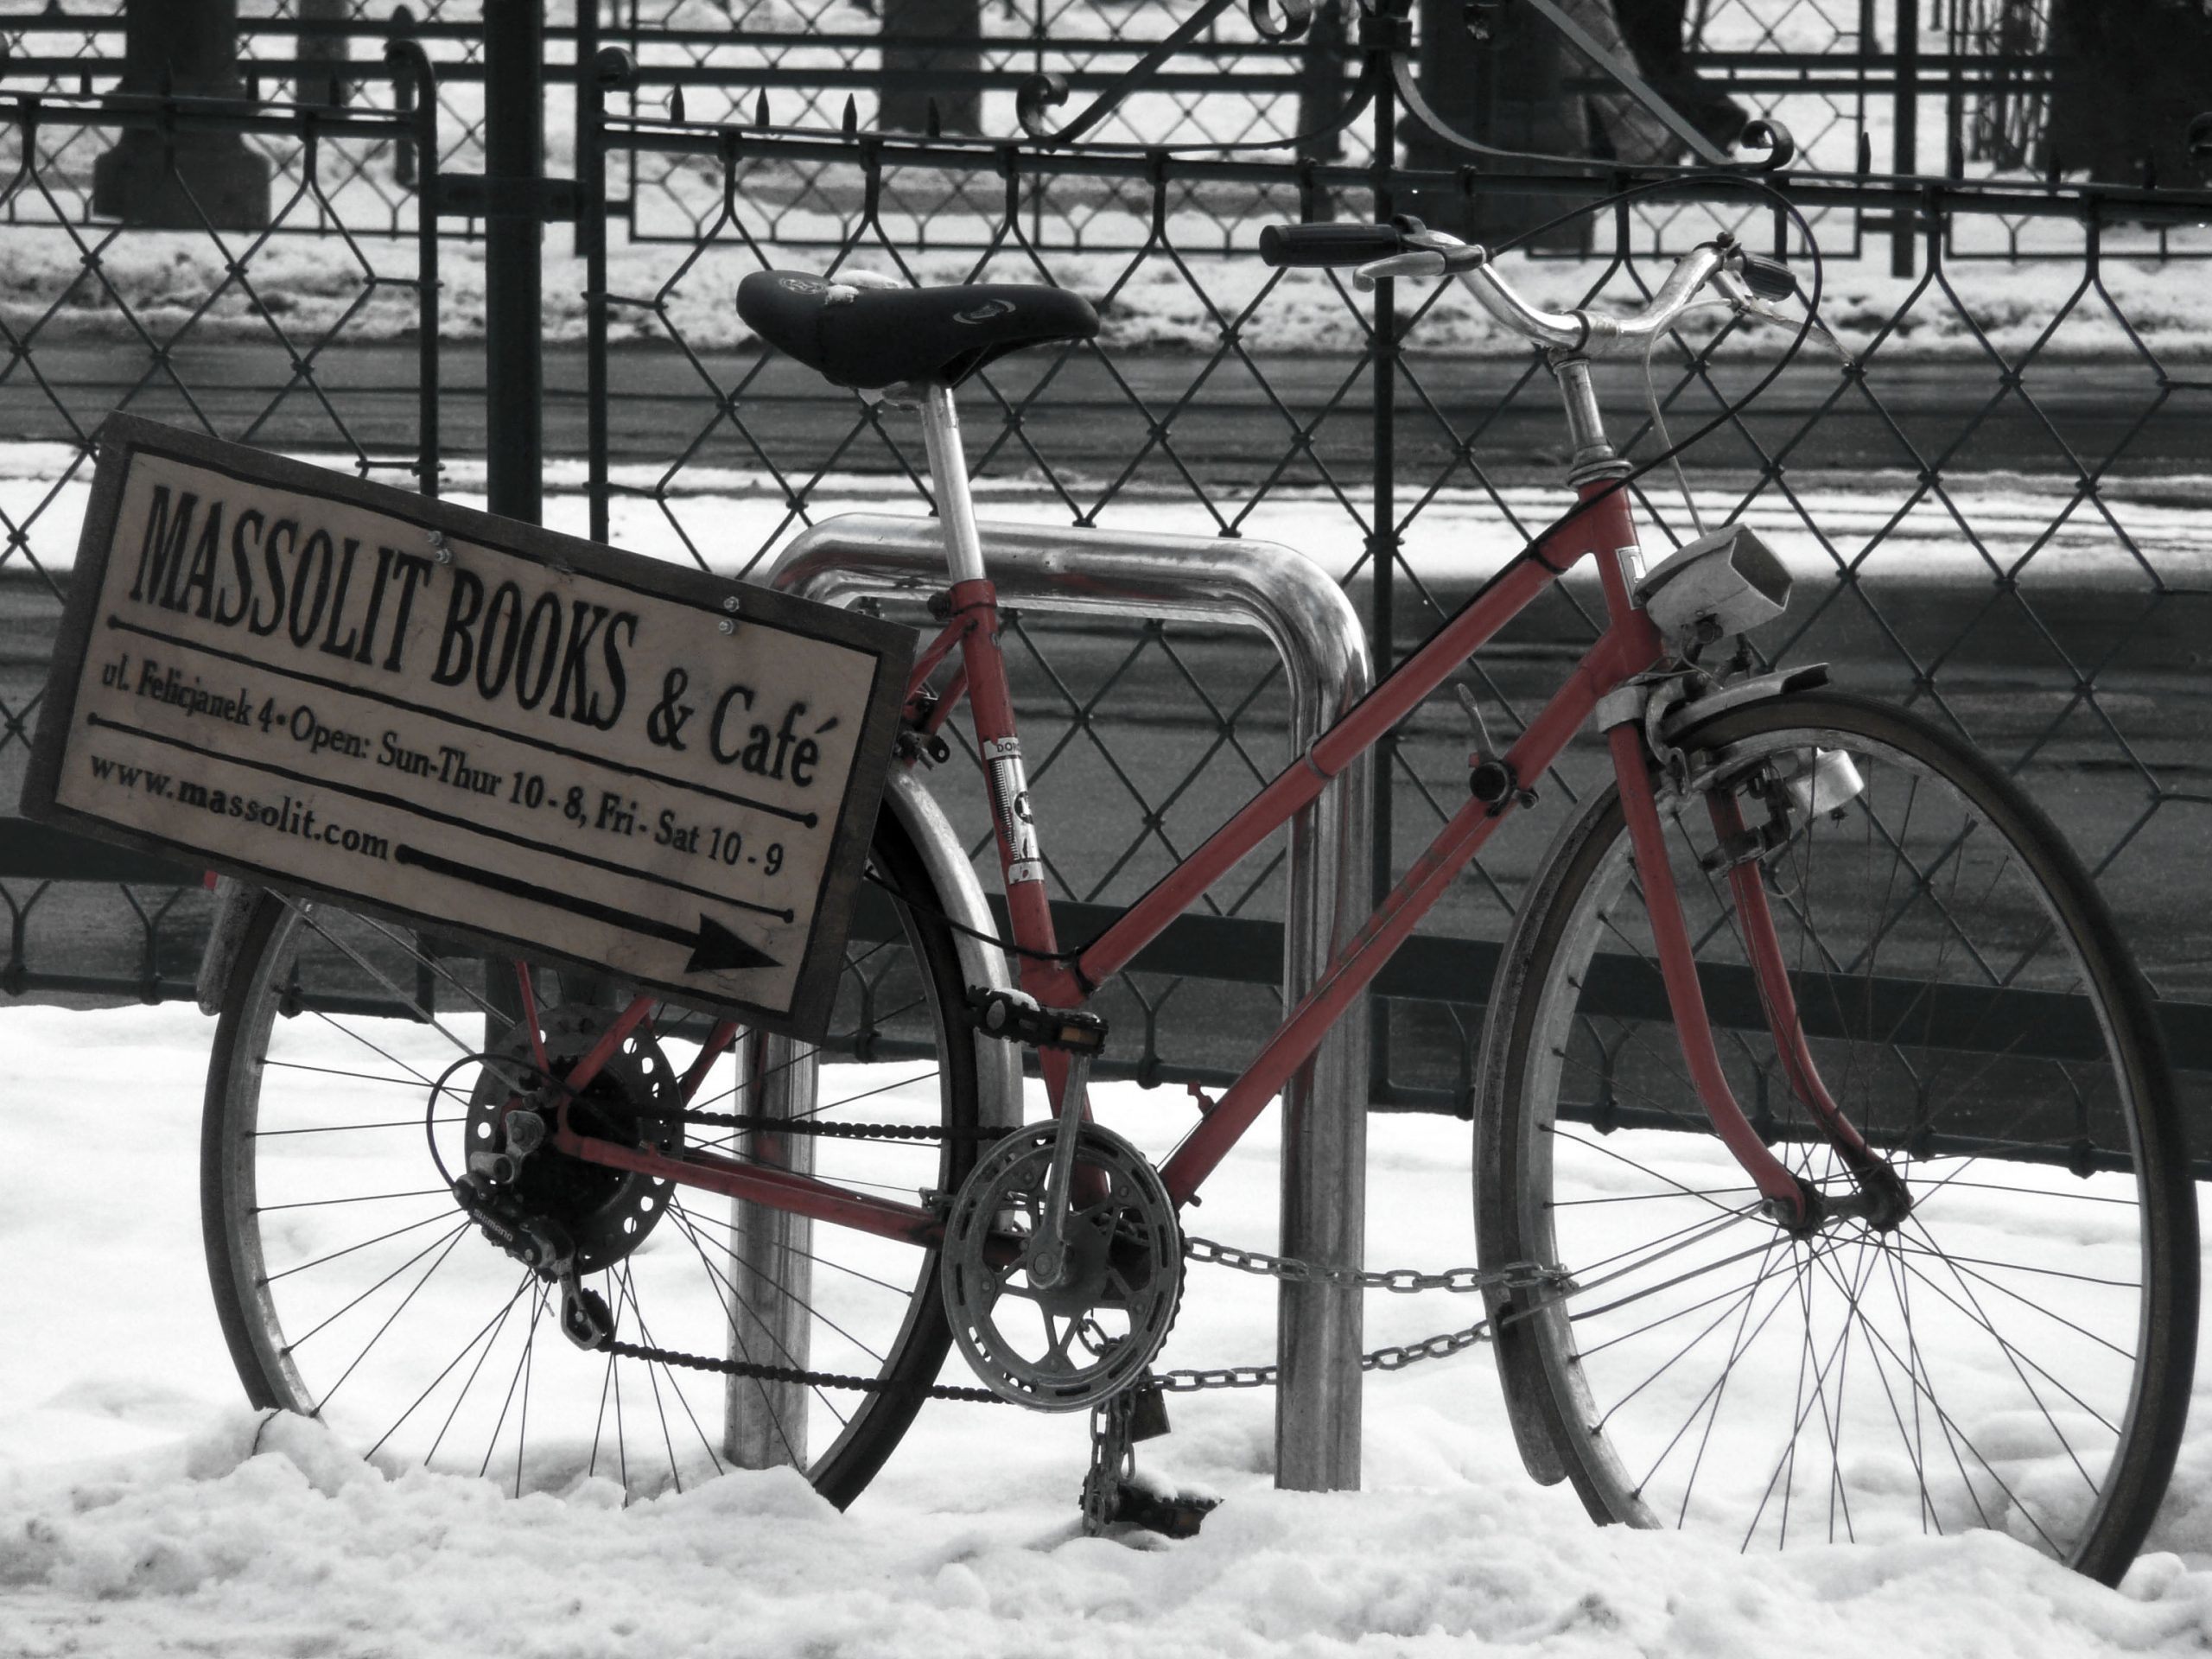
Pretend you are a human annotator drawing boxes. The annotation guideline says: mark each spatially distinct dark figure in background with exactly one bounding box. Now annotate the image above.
[1611,0,1753,151]
[92,0,270,227]
[2045,0,2212,186]
[1402,0,1749,246]
[876,0,982,133]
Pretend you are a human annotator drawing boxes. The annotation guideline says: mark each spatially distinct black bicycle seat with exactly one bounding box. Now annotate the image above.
[737,272,1099,391]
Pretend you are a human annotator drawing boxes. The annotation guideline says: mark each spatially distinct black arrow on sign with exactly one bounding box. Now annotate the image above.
[683,913,780,974]
[394,843,781,975]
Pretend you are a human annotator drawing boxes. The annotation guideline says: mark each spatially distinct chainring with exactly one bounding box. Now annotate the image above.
[939,1120,1182,1411]
[463,1004,681,1274]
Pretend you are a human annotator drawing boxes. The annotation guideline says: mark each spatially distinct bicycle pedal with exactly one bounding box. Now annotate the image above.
[1105,1479,1219,1540]
[967,986,1108,1054]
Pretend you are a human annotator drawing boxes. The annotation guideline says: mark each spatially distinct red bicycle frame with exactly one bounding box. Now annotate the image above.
[548,438,1834,1240]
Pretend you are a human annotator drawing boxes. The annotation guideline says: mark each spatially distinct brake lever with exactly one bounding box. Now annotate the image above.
[1353,250,1448,291]
[1713,270,1854,367]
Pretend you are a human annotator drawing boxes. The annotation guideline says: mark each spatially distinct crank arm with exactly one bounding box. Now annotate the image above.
[1032,1048,1094,1287]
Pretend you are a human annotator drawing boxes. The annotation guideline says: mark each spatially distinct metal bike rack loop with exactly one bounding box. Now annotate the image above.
[743,512,1375,1493]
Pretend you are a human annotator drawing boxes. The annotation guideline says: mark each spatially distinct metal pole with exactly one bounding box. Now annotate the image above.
[720,772,1026,1472]
[723,1032,817,1469]
[1891,0,1919,276]
[579,2,610,544]
[1273,625,1370,1494]
[1277,57,1398,1499]
[387,38,441,501]
[479,1,543,1041]
[485,0,543,528]
[1365,35,1395,1118]
[770,515,1373,1497]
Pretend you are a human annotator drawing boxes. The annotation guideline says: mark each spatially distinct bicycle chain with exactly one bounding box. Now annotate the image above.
[582,1213,1569,1403]
[594,1337,1007,1403]
[1183,1235,1570,1299]
[606,1105,1010,1142]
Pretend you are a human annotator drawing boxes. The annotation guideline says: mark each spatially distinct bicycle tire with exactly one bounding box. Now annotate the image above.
[201,807,982,1509]
[1474,690,2195,1582]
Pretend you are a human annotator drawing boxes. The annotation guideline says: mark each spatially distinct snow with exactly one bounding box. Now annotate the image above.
[6,219,2206,365]
[6,999,2212,1656]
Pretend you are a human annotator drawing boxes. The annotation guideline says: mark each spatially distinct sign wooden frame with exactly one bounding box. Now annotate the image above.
[20,416,914,1042]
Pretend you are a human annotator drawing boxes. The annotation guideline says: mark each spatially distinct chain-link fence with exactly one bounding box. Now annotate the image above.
[3,3,2209,1138]
[0,2,489,234]
[0,78,435,997]
[575,100,2212,1118]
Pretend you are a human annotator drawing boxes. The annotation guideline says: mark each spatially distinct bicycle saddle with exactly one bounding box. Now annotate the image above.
[737,271,1099,391]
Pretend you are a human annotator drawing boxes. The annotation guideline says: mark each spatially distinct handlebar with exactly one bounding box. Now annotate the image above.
[1259,219,1803,360]
[1255,222,1406,269]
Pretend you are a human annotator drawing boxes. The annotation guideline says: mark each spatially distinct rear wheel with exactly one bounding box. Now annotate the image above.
[1476,691,2196,1581]
[201,810,981,1507]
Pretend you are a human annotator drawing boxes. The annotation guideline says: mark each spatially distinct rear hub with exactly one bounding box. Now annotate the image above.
[461,1004,682,1274]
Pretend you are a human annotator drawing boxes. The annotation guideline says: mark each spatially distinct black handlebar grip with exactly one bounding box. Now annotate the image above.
[1258,222,1406,268]
[1738,250,1800,301]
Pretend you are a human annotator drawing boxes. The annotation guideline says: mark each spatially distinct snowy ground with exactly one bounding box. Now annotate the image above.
[6,1001,2212,1657]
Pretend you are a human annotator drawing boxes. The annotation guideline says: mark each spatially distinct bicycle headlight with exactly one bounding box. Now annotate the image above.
[1635,523,1792,650]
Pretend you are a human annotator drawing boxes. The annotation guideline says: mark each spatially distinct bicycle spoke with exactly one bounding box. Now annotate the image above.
[423,1270,536,1469]
[1498,707,2178,1570]
[664,1200,854,1432]
[474,1279,550,1483]
[367,1268,536,1463]
[264,1209,459,1286]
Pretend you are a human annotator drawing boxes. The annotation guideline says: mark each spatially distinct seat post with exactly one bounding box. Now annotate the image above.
[918,382,988,585]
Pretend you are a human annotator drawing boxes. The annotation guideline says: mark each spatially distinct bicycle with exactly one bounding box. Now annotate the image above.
[196,214,2196,1582]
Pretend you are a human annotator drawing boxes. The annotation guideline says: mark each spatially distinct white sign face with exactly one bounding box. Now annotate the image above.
[22,417,912,1039]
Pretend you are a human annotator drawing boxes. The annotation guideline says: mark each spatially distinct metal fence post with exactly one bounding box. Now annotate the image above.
[579,3,613,545]
[480,0,543,1039]
[766,515,1372,1490]
[721,1031,818,1468]
[1891,0,1919,275]
[484,0,543,528]
[383,38,441,501]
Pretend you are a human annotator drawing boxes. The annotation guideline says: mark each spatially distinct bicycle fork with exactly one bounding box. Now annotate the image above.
[1604,701,1897,1233]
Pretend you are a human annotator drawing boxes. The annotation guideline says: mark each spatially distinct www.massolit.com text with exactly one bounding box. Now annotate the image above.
[86,754,390,861]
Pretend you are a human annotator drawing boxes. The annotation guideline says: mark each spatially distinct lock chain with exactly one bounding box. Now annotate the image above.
[555,1105,1573,1404]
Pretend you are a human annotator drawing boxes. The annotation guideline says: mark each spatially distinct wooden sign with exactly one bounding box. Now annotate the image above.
[19,416,914,1041]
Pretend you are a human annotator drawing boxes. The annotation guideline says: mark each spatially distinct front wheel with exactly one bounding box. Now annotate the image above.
[1475,690,2196,1581]
[201,807,985,1508]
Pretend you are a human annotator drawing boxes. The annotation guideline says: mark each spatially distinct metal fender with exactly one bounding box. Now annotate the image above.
[881,768,1023,1133]
[1470,664,1834,1487]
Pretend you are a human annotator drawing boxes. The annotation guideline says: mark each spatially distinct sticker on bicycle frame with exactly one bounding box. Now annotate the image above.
[982,736,1042,887]
[18,416,913,1041]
